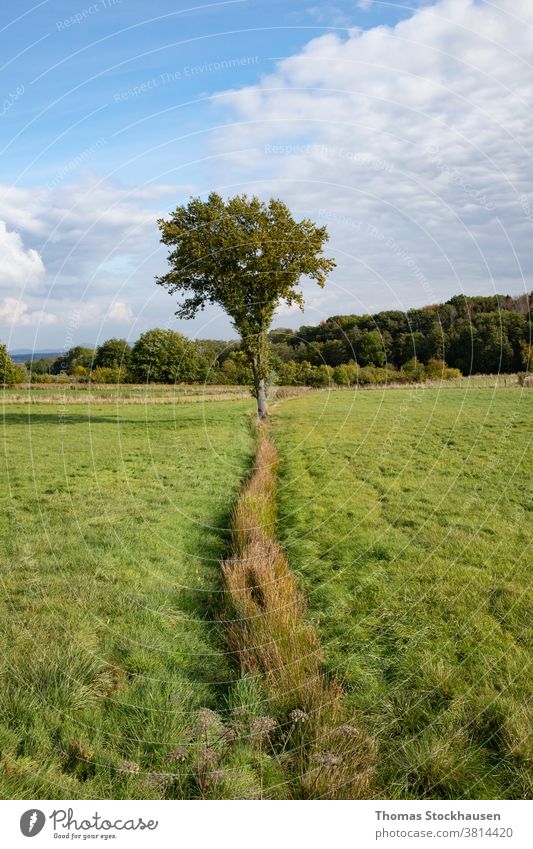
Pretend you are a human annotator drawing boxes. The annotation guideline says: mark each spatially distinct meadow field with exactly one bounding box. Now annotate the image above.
[0,397,258,798]
[272,387,532,799]
[0,384,531,799]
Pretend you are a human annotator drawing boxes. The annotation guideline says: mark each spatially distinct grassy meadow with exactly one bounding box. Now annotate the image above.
[0,383,531,799]
[0,396,257,798]
[272,387,532,799]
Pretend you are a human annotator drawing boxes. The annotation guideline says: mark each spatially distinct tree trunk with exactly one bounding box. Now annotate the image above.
[251,358,268,418]
[257,376,268,418]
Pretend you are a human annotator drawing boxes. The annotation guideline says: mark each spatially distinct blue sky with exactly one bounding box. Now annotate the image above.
[2,1,422,185]
[1,0,531,350]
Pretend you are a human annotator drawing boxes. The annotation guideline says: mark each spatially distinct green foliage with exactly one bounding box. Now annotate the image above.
[216,351,252,385]
[270,293,531,375]
[12,364,27,384]
[356,365,399,384]
[355,331,386,367]
[90,366,125,384]
[400,357,426,382]
[25,356,56,375]
[71,364,88,379]
[156,193,335,410]
[332,362,358,385]
[425,358,461,380]
[0,343,16,384]
[94,338,132,370]
[519,340,532,371]
[29,372,57,384]
[131,328,201,383]
[51,346,94,375]
[307,363,333,387]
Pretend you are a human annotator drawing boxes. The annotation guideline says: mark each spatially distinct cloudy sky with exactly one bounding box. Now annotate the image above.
[1,0,531,350]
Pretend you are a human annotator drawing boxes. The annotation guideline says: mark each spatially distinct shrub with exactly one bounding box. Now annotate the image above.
[401,357,426,382]
[356,365,398,385]
[333,362,357,385]
[217,351,252,385]
[272,360,302,386]
[11,365,28,384]
[25,356,57,375]
[71,365,88,380]
[51,346,94,375]
[425,358,462,380]
[307,364,333,387]
[89,367,125,384]
[443,366,461,380]
[30,372,57,384]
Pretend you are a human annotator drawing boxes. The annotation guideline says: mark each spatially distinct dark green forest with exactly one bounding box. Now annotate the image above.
[272,293,531,372]
[4,293,531,387]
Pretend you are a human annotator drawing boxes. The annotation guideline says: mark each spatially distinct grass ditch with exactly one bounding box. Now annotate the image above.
[221,423,377,798]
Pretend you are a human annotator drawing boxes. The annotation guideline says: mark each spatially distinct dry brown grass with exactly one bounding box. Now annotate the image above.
[1,385,251,404]
[222,425,377,798]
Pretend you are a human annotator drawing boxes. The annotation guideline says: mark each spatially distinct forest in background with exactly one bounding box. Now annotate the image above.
[2,293,531,387]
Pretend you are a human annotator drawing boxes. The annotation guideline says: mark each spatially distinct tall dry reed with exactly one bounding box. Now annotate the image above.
[222,425,377,798]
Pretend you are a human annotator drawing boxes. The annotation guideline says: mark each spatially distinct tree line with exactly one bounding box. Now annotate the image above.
[270,293,531,376]
[1,292,530,388]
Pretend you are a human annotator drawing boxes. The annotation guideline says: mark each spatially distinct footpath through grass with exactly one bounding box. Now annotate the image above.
[0,399,255,798]
[272,387,532,799]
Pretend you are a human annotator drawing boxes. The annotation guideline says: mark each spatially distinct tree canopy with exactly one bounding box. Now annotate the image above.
[131,328,201,383]
[51,345,94,375]
[94,338,132,370]
[156,192,335,415]
[0,343,16,384]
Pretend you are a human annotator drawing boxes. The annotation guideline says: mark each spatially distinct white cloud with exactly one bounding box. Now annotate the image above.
[0,177,181,292]
[0,222,45,290]
[0,297,57,327]
[0,178,190,346]
[52,297,134,330]
[211,0,533,315]
[106,301,135,323]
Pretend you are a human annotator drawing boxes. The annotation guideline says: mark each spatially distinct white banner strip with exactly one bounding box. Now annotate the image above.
[1,799,531,849]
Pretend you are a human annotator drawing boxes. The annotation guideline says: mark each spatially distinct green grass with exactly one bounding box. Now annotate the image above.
[272,387,532,799]
[0,399,256,799]
[2,385,531,800]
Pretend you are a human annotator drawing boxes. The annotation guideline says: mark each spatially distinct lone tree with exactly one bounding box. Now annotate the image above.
[156,192,335,417]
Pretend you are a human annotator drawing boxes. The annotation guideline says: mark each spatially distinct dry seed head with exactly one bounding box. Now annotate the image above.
[117,761,139,776]
[289,709,308,724]
[196,707,223,732]
[251,716,277,736]
[144,770,173,789]
[164,747,188,763]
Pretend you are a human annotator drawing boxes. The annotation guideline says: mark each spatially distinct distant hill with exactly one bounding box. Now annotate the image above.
[10,346,95,364]
[10,350,63,363]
